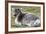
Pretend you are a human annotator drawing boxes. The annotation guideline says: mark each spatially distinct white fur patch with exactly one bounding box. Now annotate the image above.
[34,19,40,25]
[15,16,22,25]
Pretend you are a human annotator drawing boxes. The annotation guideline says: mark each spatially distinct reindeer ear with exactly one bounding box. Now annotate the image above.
[18,9,22,13]
[18,9,21,12]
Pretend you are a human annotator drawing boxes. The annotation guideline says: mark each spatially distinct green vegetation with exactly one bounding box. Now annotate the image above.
[11,6,40,28]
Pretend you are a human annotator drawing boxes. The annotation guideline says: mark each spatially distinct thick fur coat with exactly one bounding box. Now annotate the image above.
[14,9,40,27]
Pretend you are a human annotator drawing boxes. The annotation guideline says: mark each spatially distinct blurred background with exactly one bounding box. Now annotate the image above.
[11,6,40,28]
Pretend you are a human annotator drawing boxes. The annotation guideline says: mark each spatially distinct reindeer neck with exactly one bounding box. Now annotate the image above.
[17,13,25,22]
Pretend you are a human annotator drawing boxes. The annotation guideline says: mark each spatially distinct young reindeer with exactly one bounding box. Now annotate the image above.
[14,8,40,27]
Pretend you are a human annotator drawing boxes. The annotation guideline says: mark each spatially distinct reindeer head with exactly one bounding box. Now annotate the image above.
[14,9,22,16]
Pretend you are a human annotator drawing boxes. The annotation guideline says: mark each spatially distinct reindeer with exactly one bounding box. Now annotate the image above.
[13,8,40,27]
